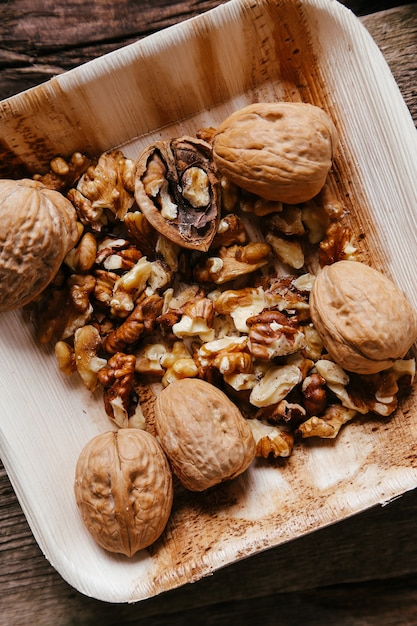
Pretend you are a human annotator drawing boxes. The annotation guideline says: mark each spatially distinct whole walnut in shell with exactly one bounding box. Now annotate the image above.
[0,178,79,311]
[212,102,338,204]
[154,378,256,491]
[74,429,173,556]
[309,260,417,374]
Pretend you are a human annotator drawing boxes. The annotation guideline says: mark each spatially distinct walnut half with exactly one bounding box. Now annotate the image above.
[135,136,221,251]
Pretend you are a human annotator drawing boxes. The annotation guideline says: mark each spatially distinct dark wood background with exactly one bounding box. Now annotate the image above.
[1,0,416,101]
[1,1,417,624]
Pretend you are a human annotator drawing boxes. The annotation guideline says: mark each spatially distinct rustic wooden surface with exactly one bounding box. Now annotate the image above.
[1,1,417,624]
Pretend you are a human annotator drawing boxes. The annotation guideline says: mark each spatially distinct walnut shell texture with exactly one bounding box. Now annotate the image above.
[212,102,338,204]
[155,378,256,491]
[0,178,79,311]
[74,429,173,556]
[310,260,417,374]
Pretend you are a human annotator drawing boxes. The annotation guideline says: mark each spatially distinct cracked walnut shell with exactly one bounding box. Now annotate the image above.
[134,136,220,251]
[74,429,173,556]
[310,260,417,374]
[0,178,79,311]
[155,378,256,491]
[212,102,338,204]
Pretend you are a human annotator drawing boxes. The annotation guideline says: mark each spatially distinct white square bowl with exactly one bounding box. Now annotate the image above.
[1,0,417,603]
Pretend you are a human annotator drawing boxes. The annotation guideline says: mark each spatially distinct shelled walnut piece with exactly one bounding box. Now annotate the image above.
[74,428,173,556]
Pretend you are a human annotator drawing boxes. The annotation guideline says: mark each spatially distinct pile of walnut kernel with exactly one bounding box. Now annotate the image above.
[27,117,415,461]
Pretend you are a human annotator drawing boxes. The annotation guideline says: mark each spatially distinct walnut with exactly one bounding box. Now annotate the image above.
[314,358,405,417]
[154,378,256,491]
[214,287,267,332]
[33,152,90,192]
[64,230,97,273]
[73,325,107,392]
[160,340,199,386]
[286,352,314,379]
[339,363,413,418]
[0,179,79,311]
[248,419,294,458]
[156,283,206,337]
[264,206,305,236]
[110,257,153,316]
[357,371,399,417]
[249,363,303,408]
[301,199,331,244]
[72,150,135,224]
[34,276,94,344]
[67,187,106,230]
[74,429,173,556]
[246,310,306,361]
[302,372,327,416]
[224,371,258,392]
[123,211,159,259]
[314,358,367,414]
[97,352,138,427]
[211,214,248,248]
[302,324,325,361]
[95,236,142,272]
[134,342,168,376]
[197,335,252,376]
[193,242,271,284]
[262,273,313,320]
[104,293,163,354]
[265,232,304,270]
[172,297,215,342]
[212,102,338,204]
[316,184,344,221]
[154,234,180,274]
[391,358,416,390]
[240,192,283,217]
[147,259,173,294]
[134,137,221,251]
[319,221,359,266]
[255,400,306,427]
[93,269,118,307]
[164,283,204,313]
[54,340,76,376]
[297,405,357,439]
[218,175,240,213]
[67,274,96,314]
[310,261,417,374]
[196,125,217,144]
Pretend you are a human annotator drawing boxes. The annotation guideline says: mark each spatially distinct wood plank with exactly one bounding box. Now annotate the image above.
[362,3,417,123]
[0,0,224,99]
[1,1,414,100]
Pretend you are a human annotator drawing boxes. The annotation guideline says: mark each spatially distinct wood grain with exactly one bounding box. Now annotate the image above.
[1,2,417,625]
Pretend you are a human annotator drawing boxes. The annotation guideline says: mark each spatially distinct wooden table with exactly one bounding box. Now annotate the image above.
[1,1,417,624]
